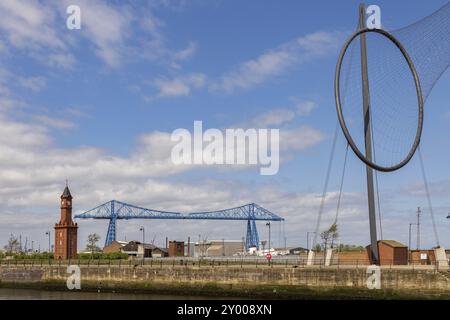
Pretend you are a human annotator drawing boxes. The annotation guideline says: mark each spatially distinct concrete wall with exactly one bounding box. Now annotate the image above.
[1,264,449,294]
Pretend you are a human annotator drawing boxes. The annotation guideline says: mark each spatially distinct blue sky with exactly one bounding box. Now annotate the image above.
[0,0,449,251]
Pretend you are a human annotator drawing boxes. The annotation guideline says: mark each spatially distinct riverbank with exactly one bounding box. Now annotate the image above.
[1,264,450,299]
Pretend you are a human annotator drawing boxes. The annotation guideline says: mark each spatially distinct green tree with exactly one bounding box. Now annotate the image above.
[313,244,322,253]
[320,223,338,251]
[85,233,101,253]
[4,234,20,253]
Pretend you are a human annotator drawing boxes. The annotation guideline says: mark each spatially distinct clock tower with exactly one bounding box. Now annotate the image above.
[54,184,78,259]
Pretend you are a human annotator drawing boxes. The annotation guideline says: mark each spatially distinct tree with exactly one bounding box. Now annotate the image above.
[85,233,101,253]
[320,223,338,251]
[313,244,322,253]
[4,234,20,253]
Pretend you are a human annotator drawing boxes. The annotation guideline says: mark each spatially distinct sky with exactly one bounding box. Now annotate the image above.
[0,0,448,252]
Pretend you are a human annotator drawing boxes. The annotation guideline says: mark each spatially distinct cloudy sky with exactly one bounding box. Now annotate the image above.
[0,0,449,251]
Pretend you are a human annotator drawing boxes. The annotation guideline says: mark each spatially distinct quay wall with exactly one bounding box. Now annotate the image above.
[1,264,449,298]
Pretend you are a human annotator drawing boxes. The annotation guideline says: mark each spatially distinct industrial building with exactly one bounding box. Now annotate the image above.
[168,241,184,257]
[104,240,168,259]
[366,240,408,265]
[103,240,127,253]
[194,240,244,257]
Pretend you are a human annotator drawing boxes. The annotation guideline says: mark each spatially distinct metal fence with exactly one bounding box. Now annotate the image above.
[0,257,448,270]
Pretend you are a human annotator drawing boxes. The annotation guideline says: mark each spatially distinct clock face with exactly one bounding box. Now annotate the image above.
[67,201,71,206]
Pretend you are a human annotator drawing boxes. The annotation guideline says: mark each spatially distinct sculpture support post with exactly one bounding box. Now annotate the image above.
[359,3,379,265]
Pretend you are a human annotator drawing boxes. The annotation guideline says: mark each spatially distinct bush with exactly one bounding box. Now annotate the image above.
[78,252,128,260]
[11,252,54,260]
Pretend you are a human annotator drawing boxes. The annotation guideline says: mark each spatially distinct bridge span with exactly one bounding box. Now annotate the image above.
[74,200,284,249]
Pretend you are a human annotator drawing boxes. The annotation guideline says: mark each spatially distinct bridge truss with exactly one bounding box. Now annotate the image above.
[74,200,284,249]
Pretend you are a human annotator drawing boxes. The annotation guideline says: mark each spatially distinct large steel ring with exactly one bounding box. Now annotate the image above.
[334,28,423,172]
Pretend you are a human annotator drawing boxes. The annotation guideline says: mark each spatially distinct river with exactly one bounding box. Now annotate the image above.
[0,288,233,300]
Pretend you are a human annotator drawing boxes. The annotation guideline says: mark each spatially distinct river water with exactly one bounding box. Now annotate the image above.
[0,288,232,300]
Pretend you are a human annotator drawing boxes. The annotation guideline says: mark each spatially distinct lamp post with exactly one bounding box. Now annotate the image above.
[408,223,416,263]
[139,226,145,262]
[266,222,271,253]
[139,226,145,244]
[307,231,316,251]
[45,231,51,253]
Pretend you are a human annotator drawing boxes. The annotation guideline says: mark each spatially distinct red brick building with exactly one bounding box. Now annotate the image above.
[168,241,184,257]
[54,185,78,259]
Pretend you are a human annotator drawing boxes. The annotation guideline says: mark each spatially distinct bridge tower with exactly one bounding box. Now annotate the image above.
[245,204,260,250]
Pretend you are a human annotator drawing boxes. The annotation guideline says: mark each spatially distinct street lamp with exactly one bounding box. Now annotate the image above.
[266,222,271,253]
[45,231,51,253]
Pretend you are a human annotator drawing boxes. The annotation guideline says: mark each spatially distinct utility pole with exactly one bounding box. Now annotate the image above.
[266,222,271,253]
[416,207,421,250]
[359,3,379,265]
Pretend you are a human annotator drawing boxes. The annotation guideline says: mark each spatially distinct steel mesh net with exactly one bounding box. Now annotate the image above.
[338,3,449,170]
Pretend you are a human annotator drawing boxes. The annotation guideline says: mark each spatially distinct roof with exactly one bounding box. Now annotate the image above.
[61,186,72,198]
[105,240,127,247]
[380,240,407,248]
[121,241,163,252]
[152,247,168,253]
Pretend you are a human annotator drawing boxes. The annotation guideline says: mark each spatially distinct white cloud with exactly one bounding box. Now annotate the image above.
[150,73,206,98]
[252,109,296,127]
[56,0,132,68]
[0,1,197,70]
[280,126,326,152]
[0,0,65,50]
[18,76,47,92]
[34,115,76,130]
[290,97,317,116]
[173,41,197,61]
[212,31,342,93]
[46,53,76,69]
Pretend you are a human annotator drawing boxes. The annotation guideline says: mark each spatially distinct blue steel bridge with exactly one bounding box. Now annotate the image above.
[74,200,284,249]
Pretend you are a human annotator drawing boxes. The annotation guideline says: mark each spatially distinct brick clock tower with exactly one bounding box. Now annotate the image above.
[54,184,78,259]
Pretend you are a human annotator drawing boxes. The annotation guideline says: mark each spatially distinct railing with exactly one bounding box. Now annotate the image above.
[0,257,448,270]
